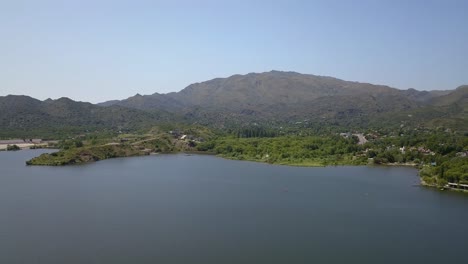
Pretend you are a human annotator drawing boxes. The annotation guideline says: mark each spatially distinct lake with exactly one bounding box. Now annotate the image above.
[0,150,467,263]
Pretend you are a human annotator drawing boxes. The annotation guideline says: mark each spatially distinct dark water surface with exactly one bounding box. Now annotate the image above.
[0,150,467,264]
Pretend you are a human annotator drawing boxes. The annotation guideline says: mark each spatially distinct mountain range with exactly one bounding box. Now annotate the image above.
[0,95,170,138]
[1,71,467,138]
[98,71,465,129]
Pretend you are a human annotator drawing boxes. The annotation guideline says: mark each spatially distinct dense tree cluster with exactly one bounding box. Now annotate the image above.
[198,130,467,187]
[6,144,20,151]
[197,135,365,166]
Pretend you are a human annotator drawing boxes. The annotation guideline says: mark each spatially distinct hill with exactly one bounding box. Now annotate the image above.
[421,85,468,131]
[2,71,467,138]
[0,95,172,138]
[430,85,468,107]
[105,71,418,110]
[101,71,466,130]
[99,93,186,112]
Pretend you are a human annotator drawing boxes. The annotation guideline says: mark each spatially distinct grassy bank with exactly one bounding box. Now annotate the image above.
[25,131,467,195]
[26,144,147,166]
[26,128,208,166]
[197,136,371,167]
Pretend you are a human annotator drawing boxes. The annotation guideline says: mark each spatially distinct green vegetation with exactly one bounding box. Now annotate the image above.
[197,135,367,166]
[6,144,20,151]
[18,120,467,194]
[420,158,468,187]
[26,144,146,166]
[0,95,177,139]
[194,128,468,192]
[2,73,467,139]
[26,126,212,166]
[358,129,468,189]
[2,71,466,194]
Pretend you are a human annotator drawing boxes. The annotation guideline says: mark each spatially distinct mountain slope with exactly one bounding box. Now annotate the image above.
[421,86,468,130]
[0,95,170,138]
[168,71,405,108]
[102,71,422,118]
[430,85,468,107]
[3,71,467,138]
[98,71,467,130]
[98,93,185,112]
[400,88,452,102]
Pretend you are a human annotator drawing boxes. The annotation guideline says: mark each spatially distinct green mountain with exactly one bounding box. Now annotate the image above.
[106,71,421,110]
[430,85,468,107]
[400,88,451,102]
[2,71,467,138]
[0,95,172,138]
[99,93,186,112]
[101,71,466,130]
[421,85,468,131]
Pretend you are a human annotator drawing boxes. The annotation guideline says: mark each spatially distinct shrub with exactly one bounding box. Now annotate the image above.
[7,144,20,151]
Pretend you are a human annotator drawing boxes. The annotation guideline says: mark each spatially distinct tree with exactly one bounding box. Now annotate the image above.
[74,140,84,148]
[7,144,20,151]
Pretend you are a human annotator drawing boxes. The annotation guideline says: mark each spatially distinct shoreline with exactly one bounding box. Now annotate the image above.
[24,147,417,169]
[0,144,55,151]
[420,178,468,193]
[20,149,461,194]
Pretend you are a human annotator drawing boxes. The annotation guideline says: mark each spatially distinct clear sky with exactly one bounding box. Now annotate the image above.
[1,0,467,103]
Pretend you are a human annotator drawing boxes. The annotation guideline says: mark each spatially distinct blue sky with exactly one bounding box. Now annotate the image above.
[1,0,467,103]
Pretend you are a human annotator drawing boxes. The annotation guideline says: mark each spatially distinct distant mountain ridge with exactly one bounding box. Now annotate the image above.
[98,71,464,128]
[0,95,172,138]
[1,71,467,137]
[101,92,186,112]
[101,71,450,110]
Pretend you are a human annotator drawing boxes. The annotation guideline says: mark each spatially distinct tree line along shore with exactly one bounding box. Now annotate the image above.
[18,126,467,193]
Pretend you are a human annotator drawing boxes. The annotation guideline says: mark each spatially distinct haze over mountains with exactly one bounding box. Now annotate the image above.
[98,71,465,128]
[1,71,467,137]
[101,71,450,110]
[0,95,170,138]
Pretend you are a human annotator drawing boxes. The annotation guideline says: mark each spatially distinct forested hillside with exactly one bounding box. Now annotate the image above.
[1,71,467,139]
[0,95,174,138]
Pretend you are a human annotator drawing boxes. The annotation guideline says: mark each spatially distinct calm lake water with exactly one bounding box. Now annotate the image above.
[1,150,467,264]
